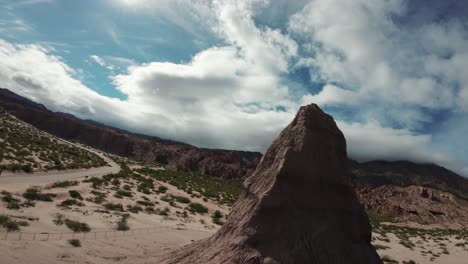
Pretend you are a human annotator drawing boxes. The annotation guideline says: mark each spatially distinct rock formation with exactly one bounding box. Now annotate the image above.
[163,104,382,264]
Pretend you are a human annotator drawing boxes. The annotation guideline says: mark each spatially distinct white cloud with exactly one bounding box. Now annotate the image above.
[289,0,467,127]
[302,84,360,106]
[0,0,466,174]
[338,121,453,165]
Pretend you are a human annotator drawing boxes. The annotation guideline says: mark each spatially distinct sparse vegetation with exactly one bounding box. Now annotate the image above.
[137,168,242,205]
[64,219,90,232]
[22,187,53,202]
[50,180,79,189]
[68,190,83,200]
[212,210,224,225]
[116,214,130,231]
[68,239,81,247]
[0,113,107,173]
[59,199,85,207]
[104,203,125,212]
[188,203,208,214]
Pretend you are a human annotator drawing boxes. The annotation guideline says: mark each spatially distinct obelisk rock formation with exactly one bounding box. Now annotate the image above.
[163,104,382,264]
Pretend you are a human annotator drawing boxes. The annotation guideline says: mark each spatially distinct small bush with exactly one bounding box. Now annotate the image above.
[381,255,398,263]
[127,205,143,214]
[212,210,223,225]
[68,190,83,200]
[53,213,65,225]
[188,203,208,214]
[104,203,124,212]
[68,239,81,247]
[64,219,90,232]
[156,186,168,194]
[115,189,133,197]
[116,214,130,231]
[173,195,190,204]
[0,215,20,231]
[22,187,53,202]
[50,180,79,189]
[59,199,84,207]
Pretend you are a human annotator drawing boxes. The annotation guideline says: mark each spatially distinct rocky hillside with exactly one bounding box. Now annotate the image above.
[0,110,106,173]
[350,160,468,200]
[0,88,261,179]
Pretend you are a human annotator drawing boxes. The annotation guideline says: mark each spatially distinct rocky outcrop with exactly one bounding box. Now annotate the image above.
[0,88,261,179]
[356,184,468,227]
[163,104,382,264]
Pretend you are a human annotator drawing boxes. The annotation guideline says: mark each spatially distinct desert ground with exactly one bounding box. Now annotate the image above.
[0,129,467,263]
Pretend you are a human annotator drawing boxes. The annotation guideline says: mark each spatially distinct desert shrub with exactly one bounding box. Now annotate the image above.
[0,214,20,231]
[127,205,143,214]
[158,207,170,216]
[381,255,398,263]
[68,239,81,247]
[173,195,190,204]
[59,199,84,207]
[68,190,83,200]
[373,244,390,250]
[53,213,65,225]
[116,221,129,231]
[50,180,79,189]
[6,201,20,210]
[22,187,53,202]
[104,203,124,212]
[156,186,168,194]
[115,214,130,231]
[21,164,33,173]
[64,219,90,232]
[83,177,107,188]
[115,189,133,197]
[136,200,154,206]
[212,210,223,225]
[188,203,208,214]
[136,168,242,205]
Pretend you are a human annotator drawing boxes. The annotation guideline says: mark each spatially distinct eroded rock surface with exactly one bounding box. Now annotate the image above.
[163,104,382,264]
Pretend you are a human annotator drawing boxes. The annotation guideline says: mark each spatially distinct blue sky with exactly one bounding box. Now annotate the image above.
[1,0,468,176]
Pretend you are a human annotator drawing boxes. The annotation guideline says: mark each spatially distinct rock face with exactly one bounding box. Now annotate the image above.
[163,104,382,264]
[0,88,261,179]
[356,184,468,227]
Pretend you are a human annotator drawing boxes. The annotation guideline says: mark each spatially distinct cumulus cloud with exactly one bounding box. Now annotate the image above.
[0,0,466,175]
[290,0,467,127]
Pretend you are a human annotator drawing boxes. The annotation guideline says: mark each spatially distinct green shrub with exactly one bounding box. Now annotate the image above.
[22,187,53,202]
[0,215,20,231]
[116,221,129,231]
[64,219,90,232]
[68,190,83,200]
[50,180,79,188]
[173,195,190,204]
[59,199,84,207]
[212,210,224,225]
[53,213,65,225]
[68,239,81,247]
[115,189,133,197]
[156,186,168,194]
[381,255,398,263]
[127,205,143,214]
[104,203,124,212]
[188,203,208,214]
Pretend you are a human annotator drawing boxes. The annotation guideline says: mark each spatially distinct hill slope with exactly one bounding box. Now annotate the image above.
[0,88,261,179]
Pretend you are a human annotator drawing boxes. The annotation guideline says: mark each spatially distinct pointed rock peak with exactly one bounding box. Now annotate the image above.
[162,104,382,264]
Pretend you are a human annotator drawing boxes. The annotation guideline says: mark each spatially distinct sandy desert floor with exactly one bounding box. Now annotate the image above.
[0,227,213,264]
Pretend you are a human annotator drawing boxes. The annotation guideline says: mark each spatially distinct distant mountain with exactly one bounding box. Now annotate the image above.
[1,88,467,201]
[350,160,468,200]
[0,88,261,179]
